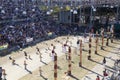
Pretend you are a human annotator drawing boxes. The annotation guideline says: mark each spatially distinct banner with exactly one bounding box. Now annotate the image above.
[26,37,33,43]
[48,32,53,36]
[0,43,8,51]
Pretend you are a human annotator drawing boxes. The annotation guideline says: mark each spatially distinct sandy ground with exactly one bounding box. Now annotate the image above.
[0,35,120,80]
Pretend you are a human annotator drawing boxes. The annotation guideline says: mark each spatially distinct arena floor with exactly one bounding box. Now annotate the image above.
[0,35,120,80]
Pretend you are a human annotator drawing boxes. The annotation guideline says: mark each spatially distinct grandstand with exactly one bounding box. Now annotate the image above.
[0,0,120,51]
[0,0,120,80]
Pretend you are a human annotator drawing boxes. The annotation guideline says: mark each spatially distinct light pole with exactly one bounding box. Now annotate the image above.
[59,0,63,23]
[70,0,73,26]
[92,7,96,27]
[89,1,96,30]
[79,0,82,26]
[73,9,77,25]
[72,0,78,25]
[46,0,50,15]
[90,5,93,29]
[116,5,119,22]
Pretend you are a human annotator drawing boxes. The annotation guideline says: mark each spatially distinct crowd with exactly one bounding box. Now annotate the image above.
[0,0,40,48]
[0,0,85,49]
[0,19,80,49]
[0,0,41,21]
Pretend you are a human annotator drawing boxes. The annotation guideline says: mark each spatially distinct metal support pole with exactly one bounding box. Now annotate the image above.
[79,7,82,24]
[70,0,73,25]
[59,0,61,23]
[47,0,50,11]
[90,6,93,28]
[116,5,119,22]
[89,1,93,30]
[79,40,82,66]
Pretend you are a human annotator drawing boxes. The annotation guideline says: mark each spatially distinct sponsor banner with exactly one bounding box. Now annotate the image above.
[48,32,53,36]
[0,43,8,51]
[26,37,33,43]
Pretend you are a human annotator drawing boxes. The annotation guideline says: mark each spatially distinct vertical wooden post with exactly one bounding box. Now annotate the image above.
[111,29,114,43]
[106,27,110,46]
[12,59,15,65]
[39,67,42,76]
[111,34,113,43]
[39,51,42,62]
[110,25,114,43]
[79,40,82,66]
[24,60,27,69]
[88,36,91,60]
[54,53,57,80]
[36,47,40,53]
[106,37,109,46]
[95,32,98,54]
[101,29,104,50]
[68,47,71,75]
[2,69,6,80]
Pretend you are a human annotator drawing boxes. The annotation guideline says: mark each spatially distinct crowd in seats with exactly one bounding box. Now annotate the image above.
[0,20,80,48]
[0,0,83,49]
[0,0,41,21]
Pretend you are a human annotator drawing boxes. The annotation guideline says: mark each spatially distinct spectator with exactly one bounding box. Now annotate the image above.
[96,75,100,80]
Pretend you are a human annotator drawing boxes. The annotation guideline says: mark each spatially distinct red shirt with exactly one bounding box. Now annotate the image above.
[96,77,100,80]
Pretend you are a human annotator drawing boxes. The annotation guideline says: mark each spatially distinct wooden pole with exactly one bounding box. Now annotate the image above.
[68,47,71,75]
[24,60,27,70]
[12,59,15,65]
[36,47,40,53]
[2,69,6,80]
[39,67,42,76]
[111,25,114,43]
[111,33,113,43]
[101,29,104,50]
[111,34,113,43]
[106,27,110,46]
[79,40,82,66]
[106,37,109,46]
[54,53,57,80]
[39,51,42,62]
[88,36,91,60]
[95,32,98,54]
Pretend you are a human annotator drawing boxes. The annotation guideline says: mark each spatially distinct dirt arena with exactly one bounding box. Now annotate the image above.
[0,35,120,80]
